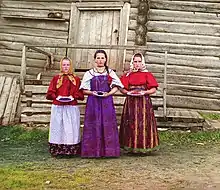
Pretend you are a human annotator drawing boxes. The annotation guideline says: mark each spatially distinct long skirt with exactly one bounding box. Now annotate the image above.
[81,95,120,158]
[49,105,81,156]
[119,95,159,153]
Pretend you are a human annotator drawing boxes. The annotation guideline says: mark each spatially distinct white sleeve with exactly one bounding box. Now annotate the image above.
[109,70,124,88]
[79,71,93,90]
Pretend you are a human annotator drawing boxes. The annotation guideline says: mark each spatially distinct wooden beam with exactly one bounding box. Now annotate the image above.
[26,44,150,50]
[163,51,167,118]
[20,45,27,93]
[28,46,51,57]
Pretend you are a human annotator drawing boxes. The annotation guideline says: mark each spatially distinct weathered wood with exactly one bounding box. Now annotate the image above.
[118,2,130,71]
[0,33,67,45]
[147,64,220,78]
[167,95,220,111]
[145,52,220,69]
[0,25,68,39]
[147,32,220,46]
[157,121,204,128]
[127,30,136,41]
[147,42,220,56]
[9,82,20,123]
[129,7,138,20]
[0,76,13,122]
[0,76,6,95]
[168,84,220,94]
[150,1,220,14]
[1,8,70,20]
[2,1,71,11]
[1,18,69,31]
[148,21,220,37]
[21,94,164,107]
[1,77,17,125]
[76,2,124,8]
[20,45,26,93]
[128,19,137,30]
[167,88,220,100]
[24,83,163,96]
[149,9,220,25]
[163,51,167,117]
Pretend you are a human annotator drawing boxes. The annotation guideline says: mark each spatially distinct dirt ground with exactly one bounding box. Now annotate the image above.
[75,143,220,190]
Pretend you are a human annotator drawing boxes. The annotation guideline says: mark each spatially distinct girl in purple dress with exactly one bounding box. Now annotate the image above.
[80,50,124,158]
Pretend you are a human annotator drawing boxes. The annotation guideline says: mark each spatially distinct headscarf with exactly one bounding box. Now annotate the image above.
[56,57,76,89]
[126,53,148,76]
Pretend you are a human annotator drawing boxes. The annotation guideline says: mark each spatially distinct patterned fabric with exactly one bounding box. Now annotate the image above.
[119,95,159,153]
[81,75,120,158]
[49,143,80,156]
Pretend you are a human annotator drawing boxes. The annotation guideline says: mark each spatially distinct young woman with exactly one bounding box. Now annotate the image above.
[46,57,84,157]
[80,50,124,158]
[119,53,159,154]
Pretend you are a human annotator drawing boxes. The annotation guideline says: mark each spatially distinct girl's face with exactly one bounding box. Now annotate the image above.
[133,56,142,70]
[61,59,71,73]
[95,53,106,67]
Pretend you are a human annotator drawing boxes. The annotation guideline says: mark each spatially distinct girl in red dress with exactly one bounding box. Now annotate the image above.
[119,53,159,154]
[46,57,84,157]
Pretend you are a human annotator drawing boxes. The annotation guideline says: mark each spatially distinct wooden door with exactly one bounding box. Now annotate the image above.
[75,10,120,70]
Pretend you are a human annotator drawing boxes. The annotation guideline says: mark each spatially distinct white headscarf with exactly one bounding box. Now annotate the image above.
[126,53,148,76]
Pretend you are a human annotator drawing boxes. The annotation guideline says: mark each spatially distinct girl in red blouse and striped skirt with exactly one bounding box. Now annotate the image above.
[119,53,159,154]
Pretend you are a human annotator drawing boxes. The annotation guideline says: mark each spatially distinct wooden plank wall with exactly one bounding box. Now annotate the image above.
[0,0,70,78]
[127,0,220,112]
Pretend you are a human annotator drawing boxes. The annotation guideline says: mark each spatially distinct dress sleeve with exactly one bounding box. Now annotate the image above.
[147,72,158,89]
[109,70,124,88]
[46,76,57,100]
[73,77,84,100]
[120,74,129,90]
[79,71,92,90]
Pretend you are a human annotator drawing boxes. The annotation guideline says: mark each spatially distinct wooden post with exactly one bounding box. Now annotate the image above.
[163,51,168,118]
[20,45,27,93]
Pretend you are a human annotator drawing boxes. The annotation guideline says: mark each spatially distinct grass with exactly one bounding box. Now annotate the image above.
[1,125,220,190]
[199,112,220,120]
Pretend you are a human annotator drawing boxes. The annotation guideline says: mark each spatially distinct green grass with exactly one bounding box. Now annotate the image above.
[199,112,220,120]
[1,126,220,190]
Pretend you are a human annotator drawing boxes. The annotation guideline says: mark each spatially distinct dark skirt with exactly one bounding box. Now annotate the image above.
[119,95,159,153]
[49,143,81,157]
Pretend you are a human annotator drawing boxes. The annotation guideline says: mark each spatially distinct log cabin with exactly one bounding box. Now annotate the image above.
[0,0,219,128]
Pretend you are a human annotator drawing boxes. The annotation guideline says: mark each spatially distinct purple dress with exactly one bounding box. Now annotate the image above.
[81,75,120,158]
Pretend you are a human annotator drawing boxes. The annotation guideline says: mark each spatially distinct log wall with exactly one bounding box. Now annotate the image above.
[127,0,220,112]
[0,0,70,78]
[0,0,220,113]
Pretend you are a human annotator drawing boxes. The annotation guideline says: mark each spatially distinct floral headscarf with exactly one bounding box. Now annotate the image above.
[56,57,76,89]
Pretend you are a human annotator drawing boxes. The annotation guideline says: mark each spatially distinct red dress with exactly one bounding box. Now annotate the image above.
[119,71,159,153]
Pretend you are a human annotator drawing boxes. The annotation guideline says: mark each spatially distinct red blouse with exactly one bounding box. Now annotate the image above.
[120,71,158,90]
[46,75,84,105]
